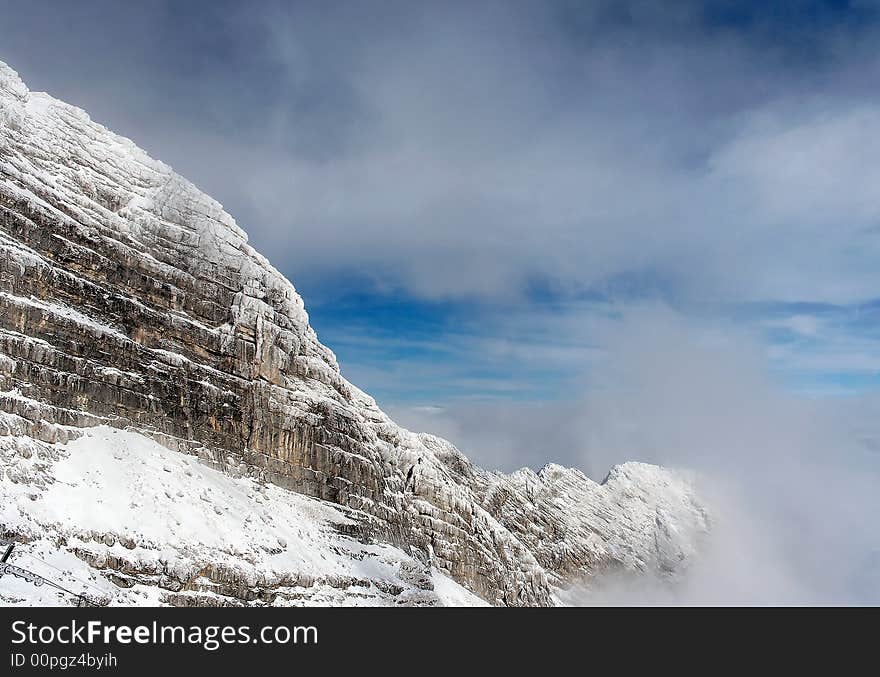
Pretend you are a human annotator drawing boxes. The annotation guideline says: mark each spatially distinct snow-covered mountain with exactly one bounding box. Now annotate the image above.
[0,59,709,606]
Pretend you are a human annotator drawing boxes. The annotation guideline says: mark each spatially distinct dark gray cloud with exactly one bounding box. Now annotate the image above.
[4,1,880,303]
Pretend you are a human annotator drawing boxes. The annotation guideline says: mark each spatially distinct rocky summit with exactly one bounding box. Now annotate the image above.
[0,60,709,607]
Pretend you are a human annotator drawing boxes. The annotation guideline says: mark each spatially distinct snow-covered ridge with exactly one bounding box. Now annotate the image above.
[0,58,709,606]
[0,60,333,375]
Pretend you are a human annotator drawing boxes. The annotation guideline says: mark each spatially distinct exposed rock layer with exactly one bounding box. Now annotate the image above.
[0,60,708,606]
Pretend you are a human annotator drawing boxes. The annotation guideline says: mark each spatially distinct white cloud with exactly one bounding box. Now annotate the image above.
[765,314,821,337]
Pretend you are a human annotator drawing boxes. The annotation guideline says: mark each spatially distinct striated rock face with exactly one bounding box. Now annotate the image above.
[0,60,709,606]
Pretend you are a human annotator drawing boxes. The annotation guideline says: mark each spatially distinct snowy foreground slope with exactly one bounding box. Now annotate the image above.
[0,60,709,606]
[1,426,485,606]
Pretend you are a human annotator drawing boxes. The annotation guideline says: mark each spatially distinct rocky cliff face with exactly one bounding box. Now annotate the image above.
[0,60,709,606]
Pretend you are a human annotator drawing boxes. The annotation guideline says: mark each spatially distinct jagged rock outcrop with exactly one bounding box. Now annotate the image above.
[0,60,709,606]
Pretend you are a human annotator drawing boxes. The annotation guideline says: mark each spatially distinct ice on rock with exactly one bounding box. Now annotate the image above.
[0,59,709,606]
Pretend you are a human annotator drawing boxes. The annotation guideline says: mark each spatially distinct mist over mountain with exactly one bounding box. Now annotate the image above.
[0,60,708,606]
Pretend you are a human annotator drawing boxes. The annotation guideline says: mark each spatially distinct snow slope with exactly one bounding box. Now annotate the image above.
[1,423,486,606]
